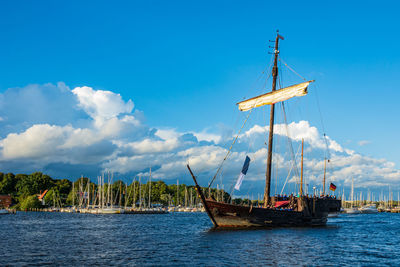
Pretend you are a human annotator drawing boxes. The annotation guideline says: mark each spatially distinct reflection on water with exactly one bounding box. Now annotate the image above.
[1,212,400,265]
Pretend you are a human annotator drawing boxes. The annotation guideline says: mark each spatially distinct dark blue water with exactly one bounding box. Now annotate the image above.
[1,212,400,266]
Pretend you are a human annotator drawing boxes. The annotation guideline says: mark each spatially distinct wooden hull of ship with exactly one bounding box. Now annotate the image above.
[205,198,341,228]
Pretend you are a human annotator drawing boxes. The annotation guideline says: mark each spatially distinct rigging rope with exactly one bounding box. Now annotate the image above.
[281,102,300,188]
[208,108,254,189]
[313,83,334,194]
[279,58,307,82]
[241,59,273,103]
[210,54,275,191]
[273,119,281,196]
[227,113,262,201]
[313,83,331,160]
[280,143,302,195]
[280,56,329,159]
[280,57,334,194]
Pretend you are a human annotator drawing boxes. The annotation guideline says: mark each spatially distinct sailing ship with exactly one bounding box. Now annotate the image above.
[187,32,341,228]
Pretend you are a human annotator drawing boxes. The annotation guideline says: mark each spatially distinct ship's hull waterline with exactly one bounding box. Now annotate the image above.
[205,198,341,228]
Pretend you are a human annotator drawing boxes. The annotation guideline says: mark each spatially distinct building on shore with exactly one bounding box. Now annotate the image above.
[0,195,12,208]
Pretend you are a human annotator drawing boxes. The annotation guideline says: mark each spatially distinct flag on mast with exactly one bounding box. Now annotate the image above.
[329,183,337,191]
[234,156,251,191]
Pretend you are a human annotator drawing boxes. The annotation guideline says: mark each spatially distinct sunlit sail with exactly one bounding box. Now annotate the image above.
[237,81,313,111]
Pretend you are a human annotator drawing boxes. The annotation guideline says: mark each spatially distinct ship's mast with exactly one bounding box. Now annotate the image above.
[323,158,327,196]
[264,31,283,206]
[300,139,304,196]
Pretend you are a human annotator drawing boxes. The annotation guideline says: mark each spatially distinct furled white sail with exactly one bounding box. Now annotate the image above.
[237,80,314,111]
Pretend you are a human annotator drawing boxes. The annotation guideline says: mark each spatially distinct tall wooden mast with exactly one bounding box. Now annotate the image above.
[323,158,326,196]
[264,31,283,206]
[300,139,304,196]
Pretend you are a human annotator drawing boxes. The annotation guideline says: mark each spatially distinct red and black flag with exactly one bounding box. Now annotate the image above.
[329,183,337,191]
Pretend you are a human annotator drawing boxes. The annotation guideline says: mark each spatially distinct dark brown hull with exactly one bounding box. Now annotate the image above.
[186,164,341,228]
[205,198,341,228]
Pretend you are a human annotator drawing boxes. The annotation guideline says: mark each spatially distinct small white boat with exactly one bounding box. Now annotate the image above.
[0,209,10,215]
[359,204,378,214]
[328,212,339,218]
[96,207,124,214]
[344,207,361,214]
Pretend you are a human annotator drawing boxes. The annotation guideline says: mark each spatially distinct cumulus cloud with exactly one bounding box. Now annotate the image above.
[2,124,72,160]
[0,82,399,198]
[0,82,85,137]
[155,128,181,140]
[123,138,180,154]
[242,121,344,153]
[191,131,222,144]
[358,140,371,146]
[0,83,143,177]
[0,123,117,165]
[72,86,134,124]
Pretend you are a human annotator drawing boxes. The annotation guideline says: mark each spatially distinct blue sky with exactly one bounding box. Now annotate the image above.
[0,1,399,199]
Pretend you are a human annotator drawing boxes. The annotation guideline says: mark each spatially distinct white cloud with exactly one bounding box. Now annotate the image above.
[124,138,180,154]
[1,124,72,160]
[242,121,344,153]
[60,127,101,149]
[0,123,116,166]
[0,83,142,172]
[72,86,134,123]
[1,82,400,198]
[191,131,221,143]
[0,82,84,137]
[155,128,221,144]
[155,128,181,140]
[179,145,228,172]
[102,155,154,174]
[358,140,371,146]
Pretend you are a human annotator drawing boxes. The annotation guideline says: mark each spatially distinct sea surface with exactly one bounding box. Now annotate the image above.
[1,212,400,266]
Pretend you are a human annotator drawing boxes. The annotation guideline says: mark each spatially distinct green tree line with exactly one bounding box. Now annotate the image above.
[0,172,230,210]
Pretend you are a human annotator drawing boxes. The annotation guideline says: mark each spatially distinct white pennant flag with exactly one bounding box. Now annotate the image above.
[234,156,250,191]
